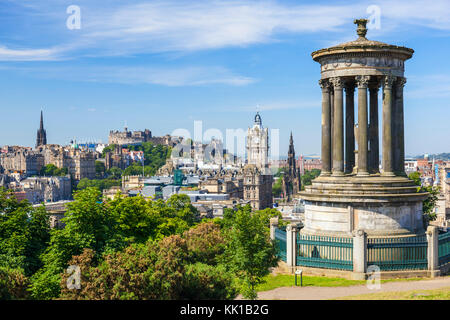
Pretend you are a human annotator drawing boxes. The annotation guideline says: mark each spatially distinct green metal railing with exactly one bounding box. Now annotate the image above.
[275,227,287,262]
[296,234,353,271]
[438,231,450,266]
[367,235,427,271]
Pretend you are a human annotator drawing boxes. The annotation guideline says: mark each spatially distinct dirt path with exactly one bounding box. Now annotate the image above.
[253,277,450,300]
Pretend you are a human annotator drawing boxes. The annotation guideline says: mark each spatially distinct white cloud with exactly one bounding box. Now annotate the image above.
[2,0,450,60]
[0,46,63,61]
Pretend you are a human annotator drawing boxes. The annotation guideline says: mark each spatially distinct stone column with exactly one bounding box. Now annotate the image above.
[394,78,407,176]
[382,75,396,176]
[286,223,300,270]
[356,75,370,176]
[352,229,367,280]
[269,217,279,241]
[319,79,331,176]
[369,82,380,173]
[345,82,355,174]
[426,226,440,278]
[330,87,334,162]
[331,77,344,176]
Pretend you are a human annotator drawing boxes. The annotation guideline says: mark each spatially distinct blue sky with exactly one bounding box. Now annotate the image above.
[0,0,449,157]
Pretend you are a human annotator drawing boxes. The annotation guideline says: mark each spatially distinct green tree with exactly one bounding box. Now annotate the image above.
[95,161,106,179]
[221,205,278,299]
[301,169,321,189]
[39,164,68,177]
[408,171,439,225]
[106,167,123,179]
[0,188,50,276]
[29,188,116,299]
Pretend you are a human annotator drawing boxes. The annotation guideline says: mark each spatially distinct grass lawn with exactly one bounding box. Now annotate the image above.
[256,274,428,292]
[336,287,450,300]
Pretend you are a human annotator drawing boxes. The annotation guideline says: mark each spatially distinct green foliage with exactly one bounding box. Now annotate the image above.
[408,172,439,225]
[221,205,279,300]
[272,176,283,198]
[105,166,123,180]
[422,185,439,224]
[76,178,121,191]
[0,188,50,276]
[408,172,421,186]
[103,142,171,178]
[301,169,321,189]
[59,223,236,300]
[40,164,68,177]
[95,161,106,179]
[0,267,30,300]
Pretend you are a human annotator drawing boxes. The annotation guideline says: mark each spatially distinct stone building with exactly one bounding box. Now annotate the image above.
[10,176,72,204]
[243,113,273,210]
[105,145,127,170]
[108,126,179,147]
[108,127,152,145]
[37,144,96,180]
[0,148,44,175]
[298,19,428,237]
[246,112,269,169]
[243,164,273,210]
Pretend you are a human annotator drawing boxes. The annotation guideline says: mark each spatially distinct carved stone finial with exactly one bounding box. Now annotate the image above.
[354,18,369,39]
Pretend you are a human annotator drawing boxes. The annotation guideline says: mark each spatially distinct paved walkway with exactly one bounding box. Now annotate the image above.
[253,277,450,300]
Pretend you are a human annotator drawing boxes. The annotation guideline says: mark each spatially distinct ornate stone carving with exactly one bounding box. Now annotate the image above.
[396,77,407,88]
[330,77,343,89]
[384,75,396,88]
[355,75,370,88]
[354,19,368,39]
[318,79,329,91]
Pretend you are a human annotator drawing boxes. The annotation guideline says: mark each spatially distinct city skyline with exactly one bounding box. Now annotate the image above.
[1,0,450,156]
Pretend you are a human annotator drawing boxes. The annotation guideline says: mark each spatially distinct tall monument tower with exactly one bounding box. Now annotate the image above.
[243,112,273,210]
[299,19,428,236]
[36,110,47,148]
[246,112,269,170]
[283,132,302,200]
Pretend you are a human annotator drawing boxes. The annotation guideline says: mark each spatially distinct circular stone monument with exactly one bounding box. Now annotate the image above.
[298,19,428,237]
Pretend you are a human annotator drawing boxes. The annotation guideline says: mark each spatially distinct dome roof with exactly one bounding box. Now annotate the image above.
[312,19,414,62]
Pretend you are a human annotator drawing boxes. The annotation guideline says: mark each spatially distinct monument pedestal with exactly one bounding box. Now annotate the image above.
[298,175,428,237]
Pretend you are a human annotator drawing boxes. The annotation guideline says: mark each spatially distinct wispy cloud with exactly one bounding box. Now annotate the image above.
[2,0,450,60]
[0,46,64,61]
[0,64,255,87]
[407,74,450,99]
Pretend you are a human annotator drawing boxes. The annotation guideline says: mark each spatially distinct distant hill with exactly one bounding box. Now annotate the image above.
[411,153,450,160]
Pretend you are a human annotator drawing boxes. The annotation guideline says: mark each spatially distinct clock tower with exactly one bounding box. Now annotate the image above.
[246,112,269,170]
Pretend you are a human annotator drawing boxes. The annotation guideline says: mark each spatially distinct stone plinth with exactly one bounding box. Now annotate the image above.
[298,175,428,236]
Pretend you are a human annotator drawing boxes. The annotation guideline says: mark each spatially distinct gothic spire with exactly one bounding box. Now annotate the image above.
[36,110,47,148]
[40,110,44,130]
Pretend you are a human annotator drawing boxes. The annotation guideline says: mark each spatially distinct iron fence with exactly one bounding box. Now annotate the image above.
[438,231,450,267]
[274,227,287,262]
[367,235,427,271]
[296,234,353,271]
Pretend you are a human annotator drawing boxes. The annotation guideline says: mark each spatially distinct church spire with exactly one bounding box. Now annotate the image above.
[36,110,47,148]
[40,110,44,130]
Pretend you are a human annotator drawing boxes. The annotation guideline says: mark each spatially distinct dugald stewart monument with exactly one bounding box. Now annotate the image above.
[299,19,428,237]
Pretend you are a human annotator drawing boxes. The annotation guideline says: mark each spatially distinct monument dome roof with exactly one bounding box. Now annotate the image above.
[312,19,414,62]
